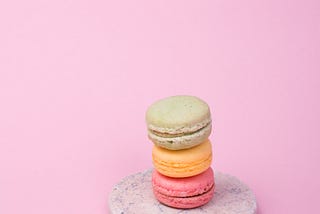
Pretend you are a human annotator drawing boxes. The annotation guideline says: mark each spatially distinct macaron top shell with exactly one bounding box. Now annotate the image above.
[152,167,214,198]
[152,139,212,177]
[152,139,212,164]
[146,95,211,134]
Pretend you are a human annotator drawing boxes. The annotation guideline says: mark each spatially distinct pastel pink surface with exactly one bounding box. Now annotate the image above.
[152,168,214,209]
[0,0,319,214]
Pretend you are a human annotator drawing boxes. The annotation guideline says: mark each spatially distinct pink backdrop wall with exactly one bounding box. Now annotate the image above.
[1,0,319,213]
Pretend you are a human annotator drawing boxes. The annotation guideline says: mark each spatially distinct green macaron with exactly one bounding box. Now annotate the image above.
[146,95,212,150]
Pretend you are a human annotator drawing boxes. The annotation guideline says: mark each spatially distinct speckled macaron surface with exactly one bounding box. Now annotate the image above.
[146,95,212,150]
[109,169,257,214]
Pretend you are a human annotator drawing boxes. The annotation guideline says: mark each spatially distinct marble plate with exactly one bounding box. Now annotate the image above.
[109,169,257,214]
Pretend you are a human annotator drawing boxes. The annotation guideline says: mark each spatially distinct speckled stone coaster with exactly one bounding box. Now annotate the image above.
[109,169,257,214]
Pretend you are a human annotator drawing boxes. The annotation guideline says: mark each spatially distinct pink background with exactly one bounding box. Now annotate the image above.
[0,0,319,213]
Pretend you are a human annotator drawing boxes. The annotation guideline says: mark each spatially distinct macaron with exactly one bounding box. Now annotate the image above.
[152,167,215,209]
[146,95,212,150]
[152,139,212,178]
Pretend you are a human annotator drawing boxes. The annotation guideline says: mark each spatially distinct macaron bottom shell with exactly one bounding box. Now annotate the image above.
[148,122,212,150]
[153,186,214,209]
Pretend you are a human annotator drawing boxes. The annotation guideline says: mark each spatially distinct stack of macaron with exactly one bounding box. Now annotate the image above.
[146,95,215,209]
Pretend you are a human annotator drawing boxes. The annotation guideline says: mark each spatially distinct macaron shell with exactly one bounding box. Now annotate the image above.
[146,95,211,133]
[152,168,215,209]
[152,139,212,178]
[153,185,214,209]
[152,168,214,197]
[148,122,212,150]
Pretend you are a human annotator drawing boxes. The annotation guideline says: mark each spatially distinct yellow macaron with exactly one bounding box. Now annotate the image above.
[152,139,212,178]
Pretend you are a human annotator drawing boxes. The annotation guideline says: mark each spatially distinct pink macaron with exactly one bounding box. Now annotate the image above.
[152,167,215,209]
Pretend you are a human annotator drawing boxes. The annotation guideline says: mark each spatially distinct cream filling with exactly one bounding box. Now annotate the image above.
[148,118,211,136]
[149,123,211,142]
[156,183,215,198]
[149,121,211,138]
[148,123,211,145]
[172,184,213,198]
